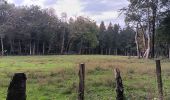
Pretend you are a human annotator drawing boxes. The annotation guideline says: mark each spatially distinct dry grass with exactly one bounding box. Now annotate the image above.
[0,55,170,100]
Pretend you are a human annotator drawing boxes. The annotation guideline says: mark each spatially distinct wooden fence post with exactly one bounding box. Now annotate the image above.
[7,73,27,100]
[156,60,163,100]
[114,68,124,100]
[78,63,85,100]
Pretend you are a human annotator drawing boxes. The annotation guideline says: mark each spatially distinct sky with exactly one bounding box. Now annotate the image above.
[7,0,129,27]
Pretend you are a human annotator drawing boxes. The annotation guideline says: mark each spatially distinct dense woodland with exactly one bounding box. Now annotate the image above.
[0,0,170,58]
[0,0,136,56]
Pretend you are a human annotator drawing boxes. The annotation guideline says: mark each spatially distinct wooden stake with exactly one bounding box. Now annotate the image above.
[7,73,27,100]
[78,63,85,100]
[156,60,163,100]
[114,68,124,100]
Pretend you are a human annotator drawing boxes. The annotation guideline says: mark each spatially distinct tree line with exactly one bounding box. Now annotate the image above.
[0,0,136,56]
[1,0,169,58]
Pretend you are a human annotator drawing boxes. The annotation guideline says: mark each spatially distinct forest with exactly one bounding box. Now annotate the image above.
[0,0,170,58]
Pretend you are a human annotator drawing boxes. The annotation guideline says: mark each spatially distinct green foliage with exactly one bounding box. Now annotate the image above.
[156,10,170,44]
[73,16,98,48]
[98,21,136,55]
[98,21,106,48]
[119,26,135,49]
[0,1,136,55]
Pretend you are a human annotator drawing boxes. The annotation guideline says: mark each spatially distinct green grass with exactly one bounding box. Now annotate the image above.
[0,55,170,100]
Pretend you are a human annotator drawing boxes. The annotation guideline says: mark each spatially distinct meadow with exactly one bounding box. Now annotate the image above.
[0,55,170,100]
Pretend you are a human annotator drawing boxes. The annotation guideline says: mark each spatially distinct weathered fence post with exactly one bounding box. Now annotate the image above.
[78,63,85,100]
[156,60,163,100]
[114,68,124,100]
[7,73,27,100]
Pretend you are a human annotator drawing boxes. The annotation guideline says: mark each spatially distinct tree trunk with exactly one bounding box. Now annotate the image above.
[24,44,27,55]
[130,48,132,57]
[92,49,94,54]
[43,42,45,55]
[65,38,72,53]
[115,49,118,55]
[88,48,91,55]
[109,48,111,55]
[124,49,126,56]
[68,42,73,53]
[10,40,14,55]
[79,47,82,55]
[29,41,32,55]
[169,47,170,59]
[139,23,147,50]
[143,26,151,59]
[1,37,4,56]
[33,42,35,55]
[101,48,103,55]
[143,4,151,59]
[79,39,83,55]
[37,40,39,55]
[105,49,107,55]
[19,40,22,55]
[136,25,140,59]
[151,5,157,58]
[48,44,51,54]
[60,29,65,55]
[143,32,151,59]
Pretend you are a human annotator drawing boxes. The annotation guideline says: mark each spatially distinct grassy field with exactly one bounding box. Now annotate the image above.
[0,55,170,100]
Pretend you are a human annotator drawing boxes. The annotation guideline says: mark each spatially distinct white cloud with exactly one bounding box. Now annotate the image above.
[52,0,83,18]
[7,0,45,6]
[7,0,128,27]
[22,0,45,7]
[90,11,118,21]
[7,0,14,3]
[81,11,119,26]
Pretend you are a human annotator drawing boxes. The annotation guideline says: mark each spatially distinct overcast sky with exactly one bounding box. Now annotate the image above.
[7,0,129,27]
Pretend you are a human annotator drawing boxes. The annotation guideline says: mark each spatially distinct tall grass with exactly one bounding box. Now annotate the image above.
[0,55,170,100]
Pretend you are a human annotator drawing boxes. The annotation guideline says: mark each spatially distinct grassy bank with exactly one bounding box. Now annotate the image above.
[0,55,170,100]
